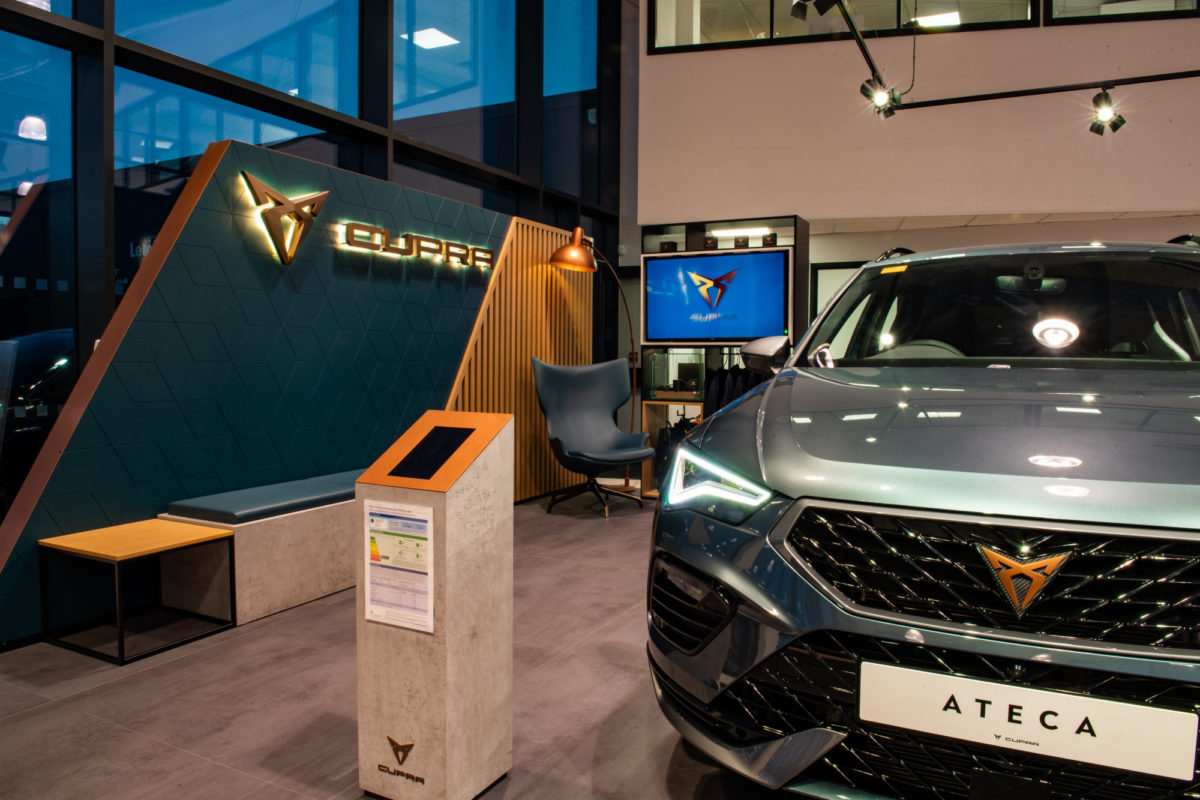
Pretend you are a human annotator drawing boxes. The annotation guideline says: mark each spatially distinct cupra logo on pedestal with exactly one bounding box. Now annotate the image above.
[378,736,424,784]
[688,270,737,310]
[242,172,329,266]
[978,546,1070,616]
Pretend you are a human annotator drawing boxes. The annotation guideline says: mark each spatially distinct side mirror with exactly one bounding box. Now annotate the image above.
[740,335,791,376]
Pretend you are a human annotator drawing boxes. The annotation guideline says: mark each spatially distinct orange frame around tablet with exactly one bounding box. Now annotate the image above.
[357,410,513,494]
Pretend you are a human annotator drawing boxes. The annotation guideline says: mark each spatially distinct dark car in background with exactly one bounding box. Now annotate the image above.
[648,241,1200,799]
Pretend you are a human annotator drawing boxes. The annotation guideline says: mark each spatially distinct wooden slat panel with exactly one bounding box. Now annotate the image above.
[446,220,592,501]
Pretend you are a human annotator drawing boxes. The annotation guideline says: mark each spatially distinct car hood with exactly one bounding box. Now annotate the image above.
[695,365,1200,530]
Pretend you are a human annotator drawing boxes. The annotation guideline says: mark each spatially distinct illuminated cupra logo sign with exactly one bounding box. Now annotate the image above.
[241,172,494,270]
[242,172,329,266]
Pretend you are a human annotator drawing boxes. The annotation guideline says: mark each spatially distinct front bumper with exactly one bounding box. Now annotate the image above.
[648,500,1200,799]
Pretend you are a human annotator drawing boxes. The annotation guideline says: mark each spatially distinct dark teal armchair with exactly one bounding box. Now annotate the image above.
[532,357,655,516]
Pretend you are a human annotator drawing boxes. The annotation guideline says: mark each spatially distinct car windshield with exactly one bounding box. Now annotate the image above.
[801,250,1200,368]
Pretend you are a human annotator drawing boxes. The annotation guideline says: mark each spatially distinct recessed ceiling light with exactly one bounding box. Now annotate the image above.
[709,227,771,238]
[912,11,960,27]
[402,28,460,49]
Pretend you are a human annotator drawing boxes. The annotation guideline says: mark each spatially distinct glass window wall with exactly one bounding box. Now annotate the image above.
[543,0,599,200]
[113,68,328,299]
[114,0,359,115]
[0,32,75,523]
[393,0,517,171]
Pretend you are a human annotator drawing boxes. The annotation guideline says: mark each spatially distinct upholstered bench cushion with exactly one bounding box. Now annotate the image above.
[166,470,362,524]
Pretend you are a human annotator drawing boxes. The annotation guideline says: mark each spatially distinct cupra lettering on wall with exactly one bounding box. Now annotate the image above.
[241,172,494,270]
[340,222,494,270]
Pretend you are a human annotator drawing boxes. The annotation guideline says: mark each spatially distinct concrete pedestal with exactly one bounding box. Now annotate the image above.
[356,412,514,800]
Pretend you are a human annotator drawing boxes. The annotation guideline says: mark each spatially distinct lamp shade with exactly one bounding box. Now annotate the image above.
[549,226,597,273]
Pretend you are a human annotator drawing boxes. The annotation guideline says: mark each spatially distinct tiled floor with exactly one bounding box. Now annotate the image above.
[0,495,790,799]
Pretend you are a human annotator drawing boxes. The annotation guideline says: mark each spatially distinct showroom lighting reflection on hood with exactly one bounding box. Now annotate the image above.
[1044,484,1090,498]
[1029,455,1082,468]
[1090,89,1126,135]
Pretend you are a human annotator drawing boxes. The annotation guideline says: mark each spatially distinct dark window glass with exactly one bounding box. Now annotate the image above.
[114,0,359,115]
[113,68,333,299]
[542,0,598,200]
[393,0,517,171]
[0,32,75,521]
[391,159,518,216]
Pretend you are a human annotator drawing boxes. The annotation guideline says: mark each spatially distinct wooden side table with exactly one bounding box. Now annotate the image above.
[39,519,235,664]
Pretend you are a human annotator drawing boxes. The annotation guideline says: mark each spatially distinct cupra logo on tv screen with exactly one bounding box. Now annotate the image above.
[644,250,787,342]
[241,172,494,270]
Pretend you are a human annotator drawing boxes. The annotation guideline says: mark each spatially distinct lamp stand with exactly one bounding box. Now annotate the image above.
[593,248,639,495]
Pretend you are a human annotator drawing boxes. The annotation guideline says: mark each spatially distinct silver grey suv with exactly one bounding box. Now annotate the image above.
[648,241,1200,799]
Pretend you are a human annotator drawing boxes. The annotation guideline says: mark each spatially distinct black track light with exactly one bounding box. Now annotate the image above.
[860,78,901,118]
[1090,90,1126,136]
[791,0,838,20]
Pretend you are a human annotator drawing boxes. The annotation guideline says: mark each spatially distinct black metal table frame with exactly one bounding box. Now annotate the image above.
[39,535,237,665]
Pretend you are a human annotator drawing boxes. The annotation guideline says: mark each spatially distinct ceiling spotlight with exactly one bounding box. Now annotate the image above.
[1090,90,1126,135]
[791,0,838,20]
[860,78,900,117]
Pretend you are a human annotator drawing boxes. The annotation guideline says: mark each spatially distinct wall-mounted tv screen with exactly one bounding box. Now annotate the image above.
[641,247,792,345]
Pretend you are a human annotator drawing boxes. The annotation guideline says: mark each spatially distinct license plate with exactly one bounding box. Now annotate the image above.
[859,661,1198,781]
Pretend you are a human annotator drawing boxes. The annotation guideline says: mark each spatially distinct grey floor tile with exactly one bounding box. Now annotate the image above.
[0,702,307,800]
[0,675,47,720]
[69,596,358,798]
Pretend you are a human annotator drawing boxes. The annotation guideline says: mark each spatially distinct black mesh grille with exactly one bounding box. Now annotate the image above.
[679,631,1200,799]
[648,556,735,654]
[785,506,1200,649]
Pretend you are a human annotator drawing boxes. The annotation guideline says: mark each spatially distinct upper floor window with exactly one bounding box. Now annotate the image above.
[1049,0,1198,22]
[651,0,1030,50]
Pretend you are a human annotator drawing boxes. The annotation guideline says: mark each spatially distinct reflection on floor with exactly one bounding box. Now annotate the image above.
[0,495,795,799]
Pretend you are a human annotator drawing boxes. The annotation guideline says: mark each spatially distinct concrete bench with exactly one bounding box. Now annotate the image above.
[159,470,361,625]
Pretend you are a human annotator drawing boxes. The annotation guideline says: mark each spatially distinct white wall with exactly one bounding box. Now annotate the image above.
[638,10,1200,226]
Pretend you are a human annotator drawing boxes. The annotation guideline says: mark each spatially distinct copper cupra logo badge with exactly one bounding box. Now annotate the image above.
[979,546,1070,616]
[378,736,424,784]
[688,270,737,309]
[242,172,329,265]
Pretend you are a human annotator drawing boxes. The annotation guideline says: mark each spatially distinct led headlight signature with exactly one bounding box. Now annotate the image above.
[663,446,772,524]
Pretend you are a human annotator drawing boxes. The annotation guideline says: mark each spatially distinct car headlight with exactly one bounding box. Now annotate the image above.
[662,445,772,524]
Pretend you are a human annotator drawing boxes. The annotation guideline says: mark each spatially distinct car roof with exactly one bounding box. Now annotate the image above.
[871,241,1200,267]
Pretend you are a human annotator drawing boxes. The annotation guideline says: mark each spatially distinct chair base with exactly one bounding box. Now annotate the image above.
[547,477,644,518]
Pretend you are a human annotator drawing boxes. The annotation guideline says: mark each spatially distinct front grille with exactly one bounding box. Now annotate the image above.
[648,556,735,654]
[786,505,1200,650]
[677,630,1200,799]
